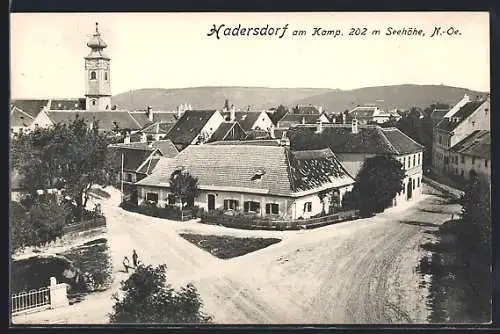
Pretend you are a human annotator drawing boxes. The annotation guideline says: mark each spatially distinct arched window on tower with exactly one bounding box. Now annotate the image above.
[92,100,96,106]
[104,72,108,80]
[90,71,97,80]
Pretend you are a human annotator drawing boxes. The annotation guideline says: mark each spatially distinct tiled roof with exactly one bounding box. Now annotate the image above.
[137,157,162,175]
[46,111,142,131]
[207,139,282,146]
[246,129,271,139]
[289,149,354,192]
[164,110,218,147]
[450,130,490,160]
[140,122,176,135]
[288,125,424,154]
[208,122,244,142]
[436,101,485,132]
[278,113,325,127]
[49,99,86,111]
[431,109,449,120]
[130,112,179,128]
[107,146,157,172]
[224,111,262,131]
[11,99,49,118]
[349,107,377,118]
[110,140,179,158]
[11,106,35,127]
[136,145,354,197]
[292,106,320,114]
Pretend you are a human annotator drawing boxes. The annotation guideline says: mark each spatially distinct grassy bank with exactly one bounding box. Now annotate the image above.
[179,233,281,259]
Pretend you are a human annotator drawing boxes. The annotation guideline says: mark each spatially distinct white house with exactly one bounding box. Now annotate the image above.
[449,130,490,181]
[135,143,355,219]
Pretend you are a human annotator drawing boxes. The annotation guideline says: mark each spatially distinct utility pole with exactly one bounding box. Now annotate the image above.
[120,152,124,204]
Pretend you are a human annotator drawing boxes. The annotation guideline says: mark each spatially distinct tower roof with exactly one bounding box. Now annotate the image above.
[85,22,110,59]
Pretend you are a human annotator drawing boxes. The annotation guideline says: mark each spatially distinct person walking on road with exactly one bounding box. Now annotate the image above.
[132,249,139,267]
[122,256,131,273]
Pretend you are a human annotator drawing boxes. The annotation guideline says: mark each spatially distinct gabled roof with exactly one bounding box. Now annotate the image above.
[136,145,354,197]
[110,139,179,158]
[45,111,142,131]
[137,157,162,175]
[129,112,179,128]
[139,122,176,135]
[292,106,320,114]
[49,99,86,111]
[223,111,263,131]
[450,130,490,160]
[164,110,218,146]
[11,99,50,118]
[208,139,282,146]
[11,106,35,127]
[107,145,159,173]
[435,101,485,132]
[288,125,424,155]
[349,106,378,118]
[278,113,327,127]
[431,109,449,120]
[208,121,245,142]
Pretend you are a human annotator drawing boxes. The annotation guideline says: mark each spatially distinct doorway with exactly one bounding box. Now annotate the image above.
[407,178,413,200]
[207,194,215,211]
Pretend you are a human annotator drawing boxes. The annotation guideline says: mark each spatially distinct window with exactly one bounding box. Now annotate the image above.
[146,192,158,203]
[126,173,133,182]
[472,121,475,127]
[485,159,488,168]
[485,108,489,115]
[403,157,406,168]
[90,71,96,80]
[303,202,312,213]
[438,135,442,144]
[224,199,239,210]
[461,156,465,164]
[92,100,96,106]
[243,201,260,213]
[407,157,411,168]
[413,179,416,190]
[104,72,108,80]
[413,155,416,167]
[417,177,420,187]
[472,157,476,164]
[402,184,405,194]
[417,153,421,165]
[265,203,279,215]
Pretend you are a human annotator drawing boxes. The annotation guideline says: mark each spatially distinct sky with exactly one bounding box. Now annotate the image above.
[10,12,490,98]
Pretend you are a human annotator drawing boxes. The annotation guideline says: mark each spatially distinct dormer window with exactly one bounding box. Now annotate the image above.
[251,170,265,181]
[90,71,97,80]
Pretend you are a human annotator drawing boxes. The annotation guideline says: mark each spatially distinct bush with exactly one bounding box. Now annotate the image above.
[120,201,202,221]
[109,264,212,323]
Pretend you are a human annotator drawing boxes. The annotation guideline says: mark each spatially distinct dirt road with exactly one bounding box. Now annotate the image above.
[13,185,461,324]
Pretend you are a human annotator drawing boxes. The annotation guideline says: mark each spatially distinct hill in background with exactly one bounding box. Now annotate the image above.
[112,85,486,113]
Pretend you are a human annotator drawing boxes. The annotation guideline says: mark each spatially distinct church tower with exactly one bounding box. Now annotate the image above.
[85,22,112,111]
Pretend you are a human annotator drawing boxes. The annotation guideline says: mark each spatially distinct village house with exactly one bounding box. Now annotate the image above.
[135,143,355,219]
[163,109,226,151]
[288,121,425,207]
[348,105,396,124]
[221,105,275,134]
[432,94,490,175]
[206,121,247,143]
[277,112,331,129]
[448,130,490,181]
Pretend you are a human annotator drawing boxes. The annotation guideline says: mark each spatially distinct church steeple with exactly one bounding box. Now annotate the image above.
[84,22,112,111]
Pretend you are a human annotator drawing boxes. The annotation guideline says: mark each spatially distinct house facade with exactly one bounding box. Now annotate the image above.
[277,112,331,129]
[432,95,490,175]
[135,144,355,219]
[222,107,275,133]
[348,106,393,124]
[449,130,490,181]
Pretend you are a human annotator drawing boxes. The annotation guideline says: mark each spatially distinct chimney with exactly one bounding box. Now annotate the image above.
[351,118,359,134]
[230,105,236,122]
[269,125,276,139]
[302,116,306,125]
[318,106,323,114]
[124,132,131,144]
[147,106,153,122]
[316,120,323,134]
[140,132,147,143]
[177,105,182,119]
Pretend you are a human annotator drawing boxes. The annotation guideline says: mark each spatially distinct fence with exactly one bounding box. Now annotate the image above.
[11,287,51,315]
[11,277,69,316]
[62,216,106,234]
[200,209,360,230]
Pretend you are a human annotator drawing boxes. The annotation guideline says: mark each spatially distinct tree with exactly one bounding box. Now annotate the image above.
[109,264,212,324]
[350,155,405,217]
[11,117,119,218]
[169,169,199,208]
[268,104,288,126]
[11,194,68,252]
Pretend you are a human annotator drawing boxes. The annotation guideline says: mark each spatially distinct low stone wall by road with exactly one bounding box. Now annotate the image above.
[422,176,464,199]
